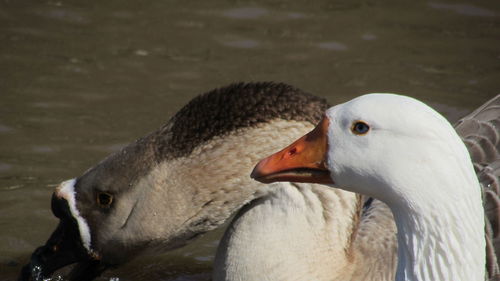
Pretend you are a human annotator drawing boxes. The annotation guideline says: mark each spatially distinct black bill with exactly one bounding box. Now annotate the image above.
[18,193,107,281]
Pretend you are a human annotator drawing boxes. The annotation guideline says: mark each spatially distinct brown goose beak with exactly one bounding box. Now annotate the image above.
[18,190,106,281]
[251,116,333,184]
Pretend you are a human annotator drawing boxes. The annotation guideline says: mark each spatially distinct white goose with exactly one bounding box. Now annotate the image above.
[252,93,500,281]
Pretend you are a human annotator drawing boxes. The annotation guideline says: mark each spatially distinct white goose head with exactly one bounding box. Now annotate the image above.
[252,93,486,281]
[253,94,477,202]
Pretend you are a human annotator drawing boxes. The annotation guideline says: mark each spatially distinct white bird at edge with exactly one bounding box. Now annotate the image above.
[252,93,500,281]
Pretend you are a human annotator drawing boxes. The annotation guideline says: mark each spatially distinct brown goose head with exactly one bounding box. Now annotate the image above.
[19,82,328,280]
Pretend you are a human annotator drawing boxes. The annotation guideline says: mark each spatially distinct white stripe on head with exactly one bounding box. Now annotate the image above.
[55,178,92,253]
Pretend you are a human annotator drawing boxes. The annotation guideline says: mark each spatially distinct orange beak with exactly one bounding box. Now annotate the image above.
[251,116,333,184]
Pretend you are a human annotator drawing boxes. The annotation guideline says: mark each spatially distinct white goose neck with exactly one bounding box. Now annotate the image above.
[391,178,485,281]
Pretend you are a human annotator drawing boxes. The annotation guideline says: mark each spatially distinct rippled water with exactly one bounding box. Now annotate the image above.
[1,0,499,280]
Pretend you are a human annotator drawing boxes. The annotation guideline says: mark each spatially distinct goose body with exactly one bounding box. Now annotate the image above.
[253,93,500,281]
[214,184,397,281]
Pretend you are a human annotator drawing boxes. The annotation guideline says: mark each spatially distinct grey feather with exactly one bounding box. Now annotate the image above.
[454,94,500,280]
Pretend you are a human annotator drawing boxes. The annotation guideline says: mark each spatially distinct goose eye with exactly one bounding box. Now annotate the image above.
[97,192,113,208]
[351,121,370,135]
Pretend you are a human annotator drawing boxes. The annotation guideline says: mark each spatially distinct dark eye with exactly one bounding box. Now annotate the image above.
[351,121,370,135]
[97,192,113,208]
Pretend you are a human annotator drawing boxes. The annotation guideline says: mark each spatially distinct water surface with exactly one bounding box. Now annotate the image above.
[1,0,499,280]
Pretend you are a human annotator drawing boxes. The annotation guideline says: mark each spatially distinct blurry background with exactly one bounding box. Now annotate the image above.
[1,0,499,280]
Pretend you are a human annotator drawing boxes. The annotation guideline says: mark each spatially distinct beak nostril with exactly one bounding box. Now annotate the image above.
[288,147,297,156]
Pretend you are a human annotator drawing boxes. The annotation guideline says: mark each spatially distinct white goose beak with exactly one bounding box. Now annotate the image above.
[251,116,333,185]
